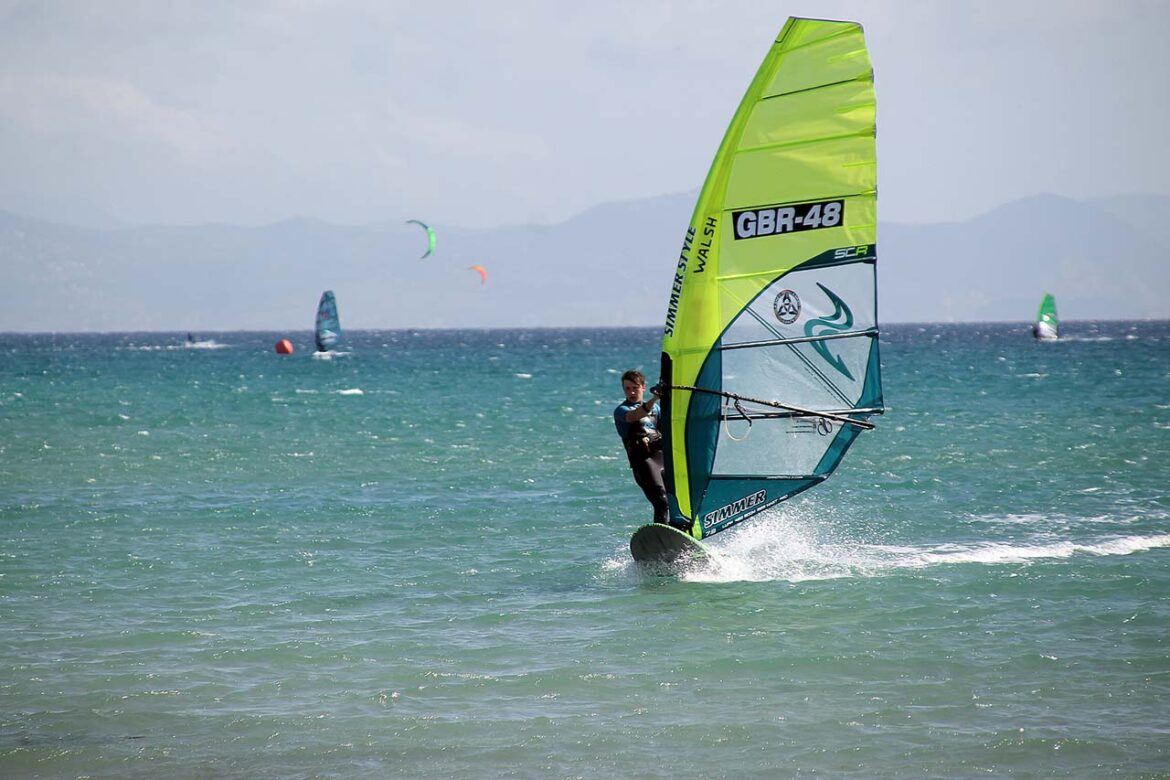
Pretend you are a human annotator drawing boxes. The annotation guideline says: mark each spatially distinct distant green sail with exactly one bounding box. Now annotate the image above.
[658,18,884,540]
[1034,293,1058,340]
[315,290,340,352]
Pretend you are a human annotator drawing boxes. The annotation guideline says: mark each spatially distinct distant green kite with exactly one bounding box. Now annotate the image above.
[406,219,436,259]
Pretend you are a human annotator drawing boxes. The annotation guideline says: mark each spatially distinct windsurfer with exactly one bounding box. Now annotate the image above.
[614,370,673,527]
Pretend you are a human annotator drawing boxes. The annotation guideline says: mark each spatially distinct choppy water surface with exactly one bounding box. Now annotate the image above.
[2,322,1168,777]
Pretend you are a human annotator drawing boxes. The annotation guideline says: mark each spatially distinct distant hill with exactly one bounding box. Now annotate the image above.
[882,193,1170,322]
[1,191,1167,332]
[1086,193,1170,254]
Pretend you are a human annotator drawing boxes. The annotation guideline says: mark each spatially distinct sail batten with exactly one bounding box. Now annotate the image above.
[722,328,879,351]
[659,17,883,541]
[760,74,874,103]
[735,127,875,157]
[716,247,874,282]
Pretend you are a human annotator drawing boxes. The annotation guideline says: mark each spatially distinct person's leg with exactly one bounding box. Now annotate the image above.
[632,454,669,524]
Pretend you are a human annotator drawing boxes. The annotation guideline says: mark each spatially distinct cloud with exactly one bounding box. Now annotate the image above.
[0,74,229,160]
[0,0,1168,228]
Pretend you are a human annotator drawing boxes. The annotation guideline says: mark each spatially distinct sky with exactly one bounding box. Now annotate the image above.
[1,0,1168,230]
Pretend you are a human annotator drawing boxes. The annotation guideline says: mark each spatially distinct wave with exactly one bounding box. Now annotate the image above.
[668,515,1170,584]
[120,341,228,351]
[891,535,1170,566]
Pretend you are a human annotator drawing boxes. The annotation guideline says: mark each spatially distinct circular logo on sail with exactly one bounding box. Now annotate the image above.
[773,289,801,324]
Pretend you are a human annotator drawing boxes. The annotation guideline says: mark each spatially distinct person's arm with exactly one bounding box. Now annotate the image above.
[623,392,659,423]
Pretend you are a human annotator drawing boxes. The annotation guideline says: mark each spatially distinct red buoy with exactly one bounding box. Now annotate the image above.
[275,338,294,354]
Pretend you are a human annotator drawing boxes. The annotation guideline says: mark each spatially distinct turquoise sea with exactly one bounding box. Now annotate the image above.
[2,322,1168,778]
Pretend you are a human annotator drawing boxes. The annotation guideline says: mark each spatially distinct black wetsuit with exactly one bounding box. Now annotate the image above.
[614,401,669,524]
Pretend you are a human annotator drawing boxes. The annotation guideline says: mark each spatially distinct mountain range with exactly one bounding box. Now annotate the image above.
[2,192,1168,332]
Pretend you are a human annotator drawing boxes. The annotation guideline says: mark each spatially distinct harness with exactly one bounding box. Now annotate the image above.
[623,416,663,461]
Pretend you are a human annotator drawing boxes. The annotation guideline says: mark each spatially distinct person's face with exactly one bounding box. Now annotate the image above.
[622,379,645,404]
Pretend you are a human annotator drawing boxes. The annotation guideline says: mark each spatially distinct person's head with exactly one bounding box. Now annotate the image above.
[621,369,646,403]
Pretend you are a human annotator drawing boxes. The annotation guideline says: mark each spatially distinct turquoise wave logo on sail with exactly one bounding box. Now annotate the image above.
[804,283,854,380]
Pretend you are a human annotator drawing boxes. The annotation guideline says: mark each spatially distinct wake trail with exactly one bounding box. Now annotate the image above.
[678,516,1170,584]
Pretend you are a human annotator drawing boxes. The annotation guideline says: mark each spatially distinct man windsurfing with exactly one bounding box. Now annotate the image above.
[614,369,683,530]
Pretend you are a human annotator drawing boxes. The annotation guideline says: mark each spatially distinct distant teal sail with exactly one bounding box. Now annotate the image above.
[315,290,340,352]
[406,219,436,259]
[1033,293,1058,340]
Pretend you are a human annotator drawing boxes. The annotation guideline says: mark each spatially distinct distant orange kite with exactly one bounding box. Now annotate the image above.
[469,264,488,285]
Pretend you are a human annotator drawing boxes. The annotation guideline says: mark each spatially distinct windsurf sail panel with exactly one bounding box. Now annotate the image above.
[406,219,436,259]
[315,290,341,352]
[1034,293,1058,340]
[658,17,883,541]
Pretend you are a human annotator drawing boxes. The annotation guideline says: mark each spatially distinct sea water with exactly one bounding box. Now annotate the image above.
[1,323,1168,778]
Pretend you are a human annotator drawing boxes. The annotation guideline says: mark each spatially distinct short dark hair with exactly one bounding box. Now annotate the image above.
[621,369,646,386]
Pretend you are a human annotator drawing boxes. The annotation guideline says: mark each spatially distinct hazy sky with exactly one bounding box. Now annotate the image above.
[1,0,1167,229]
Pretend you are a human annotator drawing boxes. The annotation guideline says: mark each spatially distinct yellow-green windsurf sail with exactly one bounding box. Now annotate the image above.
[659,18,883,540]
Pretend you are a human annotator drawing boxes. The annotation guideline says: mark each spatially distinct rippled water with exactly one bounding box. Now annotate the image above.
[2,323,1168,777]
